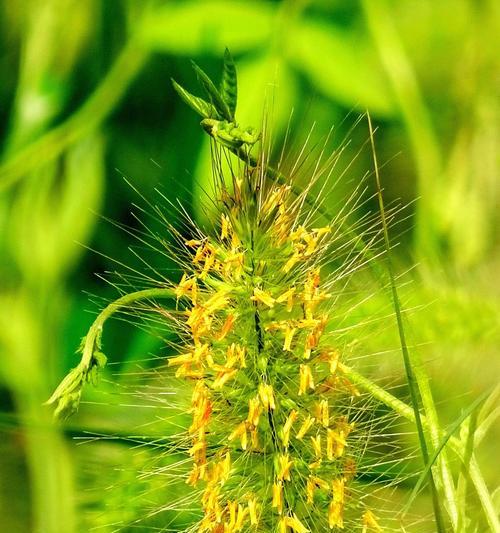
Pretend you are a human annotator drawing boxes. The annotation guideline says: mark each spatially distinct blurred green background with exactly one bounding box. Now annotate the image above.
[0,1,499,531]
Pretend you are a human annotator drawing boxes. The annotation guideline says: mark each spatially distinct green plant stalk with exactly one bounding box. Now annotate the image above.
[0,40,147,191]
[47,288,175,419]
[343,365,500,532]
[48,288,500,529]
[455,407,478,532]
[402,388,491,517]
[368,114,447,532]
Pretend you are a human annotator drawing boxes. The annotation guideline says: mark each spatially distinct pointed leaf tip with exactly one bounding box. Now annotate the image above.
[191,61,232,121]
[221,48,237,119]
[171,78,218,119]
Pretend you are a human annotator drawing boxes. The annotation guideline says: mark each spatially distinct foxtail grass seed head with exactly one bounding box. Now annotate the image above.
[166,161,385,532]
[50,51,413,532]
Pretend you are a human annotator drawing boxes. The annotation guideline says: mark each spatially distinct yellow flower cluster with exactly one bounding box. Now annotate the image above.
[169,179,382,532]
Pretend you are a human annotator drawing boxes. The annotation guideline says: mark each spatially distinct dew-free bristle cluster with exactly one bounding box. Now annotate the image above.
[168,160,382,532]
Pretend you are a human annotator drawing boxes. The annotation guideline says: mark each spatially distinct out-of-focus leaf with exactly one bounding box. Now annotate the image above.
[221,48,237,119]
[287,19,395,117]
[138,1,277,54]
[9,133,105,282]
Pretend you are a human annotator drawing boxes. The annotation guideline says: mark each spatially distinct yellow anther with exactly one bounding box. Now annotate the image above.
[362,510,382,532]
[332,478,345,504]
[299,364,315,395]
[247,397,262,427]
[168,352,193,367]
[248,498,258,525]
[175,273,197,302]
[258,383,276,410]
[328,500,344,529]
[217,313,236,341]
[185,239,203,247]
[220,214,231,240]
[277,453,293,481]
[204,290,229,314]
[283,252,300,273]
[272,482,283,513]
[212,368,237,389]
[283,325,297,351]
[228,422,248,450]
[296,415,315,440]
[281,409,298,447]
[276,287,295,312]
[251,287,275,308]
[280,514,309,533]
[235,503,247,529]
[221,452,231,481]
[327,428,348,459]
[311,434,322,460]
[316,399,329,427]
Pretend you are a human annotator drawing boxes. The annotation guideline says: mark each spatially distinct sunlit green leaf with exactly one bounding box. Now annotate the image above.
[139,1,276,54]
[287,19,395,116]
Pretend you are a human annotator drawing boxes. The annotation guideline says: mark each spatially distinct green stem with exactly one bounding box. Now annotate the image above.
[367,114,447,533]
[0,40,148,191]
[47,288,174,419]
[343,365,500,532]
[361,0,443,263]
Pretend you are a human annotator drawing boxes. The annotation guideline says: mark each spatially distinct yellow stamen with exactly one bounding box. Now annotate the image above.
[362,510,382,532]
[276,287,295,312]
[247,397,262,427]
[299,364,315,395]
[251,287,275,308]
[217,313,236,340]
[212,368,237,389]
[316,399,329,427]
[248,498,258,525]
[281,409,298,447]
[277,453,293,481]
[311,434,322,460]
[185,239,203,247]
[168,352,193,367]
[283,325,297,351]
[272,482,283,513]
[296,415,315,440]
[258,383,276,410]
[282,514,309,533]
[228,422,248,450]
[220,214,231,240]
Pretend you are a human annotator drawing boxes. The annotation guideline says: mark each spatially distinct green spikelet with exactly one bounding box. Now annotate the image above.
[169,166,381,531]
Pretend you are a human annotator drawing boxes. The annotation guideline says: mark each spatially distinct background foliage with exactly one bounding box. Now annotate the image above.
[0,1,498,531]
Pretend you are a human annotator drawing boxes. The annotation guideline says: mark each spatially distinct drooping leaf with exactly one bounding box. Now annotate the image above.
[171,78,218,119]
[220,48,237,119]
[191,62,232,121]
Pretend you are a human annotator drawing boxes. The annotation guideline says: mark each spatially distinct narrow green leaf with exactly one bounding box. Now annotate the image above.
[220,48,237,119]
[368,114,447,533]
[171,78,218,119]
[402,388,491,516]
[191,62,232,121]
